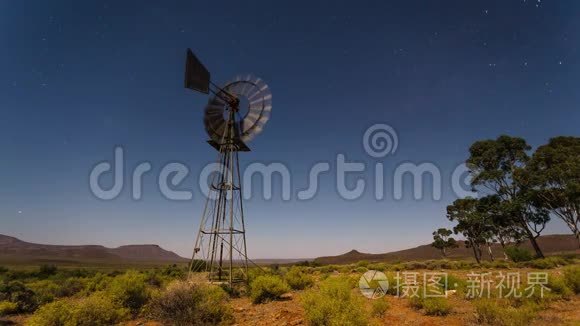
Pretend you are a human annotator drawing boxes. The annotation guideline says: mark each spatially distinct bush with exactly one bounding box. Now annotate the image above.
[284,267,314,290]
[505,247,533,262]
[250,275,290,304]
[403,261,427,270]
[474,299,539,326]
[28,279,60,305]
[0,281,38,313]
[146,281,232,325]
[384,272,402,296]
[371,298,389,318]
[0,300,18,316]
[422,297,452,316]
[490,260,511,269]
[527,257,567,269]
[27,299,72,326]
[27,294,129,326]
[409,294,451,316]
[38,265,58,278]
[354,267,368,273]
[301,277,368,326]
[546,274,573,297]
[563,265,580,294]
[106,270,149,313]
[82,273,110,295]
[445,274,466,291]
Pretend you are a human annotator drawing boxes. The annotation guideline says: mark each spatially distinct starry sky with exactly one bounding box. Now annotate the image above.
[1,1,579,259]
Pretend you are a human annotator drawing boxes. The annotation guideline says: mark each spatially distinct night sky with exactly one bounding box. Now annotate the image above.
[1,1,579,258]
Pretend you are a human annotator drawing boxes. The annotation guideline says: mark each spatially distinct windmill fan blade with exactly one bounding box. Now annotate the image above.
[184,49,210,94]
[204,74,271,143]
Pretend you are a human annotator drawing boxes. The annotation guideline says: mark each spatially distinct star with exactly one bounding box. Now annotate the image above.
[18,211,22,214]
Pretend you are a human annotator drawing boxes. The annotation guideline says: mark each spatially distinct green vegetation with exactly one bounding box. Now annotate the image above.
[409,294,452,316]
[249,275,290,304]
[284,267,314,290]
[146,281,232,325]
[0,300,18,316]
[505,247,533,262]
[301,276,368,326]
[105,270,149,314]
[474,299,540,326]
[434,136,580,263]
[431,228,458,257]
[563,265,580,294]
[370,298,389,318]
[28,293,129,326]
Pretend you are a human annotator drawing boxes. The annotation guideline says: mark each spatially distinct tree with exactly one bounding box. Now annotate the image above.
[478,195,526,260]
[467,135,549,258]
[431,228,458,257]
[447,198,487,263]
[528,136,580,247]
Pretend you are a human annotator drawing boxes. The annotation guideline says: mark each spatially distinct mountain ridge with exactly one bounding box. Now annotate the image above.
[0,234,188,263]
[314,234,580,265]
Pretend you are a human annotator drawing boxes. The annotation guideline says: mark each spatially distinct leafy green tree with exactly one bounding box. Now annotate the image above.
[447,198,487,263]
[431,228,458,257]
[467,135,549,258]
[528,136,580,247]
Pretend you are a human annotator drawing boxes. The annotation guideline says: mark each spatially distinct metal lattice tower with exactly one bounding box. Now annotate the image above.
[183,49,271,285]
[189,107,249,284]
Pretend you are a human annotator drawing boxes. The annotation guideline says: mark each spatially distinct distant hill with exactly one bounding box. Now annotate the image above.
[314,234,580,265]
[0,234,188,264]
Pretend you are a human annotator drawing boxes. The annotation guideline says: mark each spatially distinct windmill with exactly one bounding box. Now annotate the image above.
[184,49,271,285]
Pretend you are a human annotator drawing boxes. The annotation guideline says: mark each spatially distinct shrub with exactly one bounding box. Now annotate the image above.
[27,294,129,326]
[38,265,58,278]
[505,246,533,262]
[146,281,232,325]
[356,260,369,267]
[403,261,427,270]
[28,279,60,305]
[0,266,7,274]
[474,299,539,326]
[82,273,110,295]
[445,274,466,291]
[0,281,37,313]
[384,272,402,296]
[409,292,451,316]
[27,299,72,326]
[367,263,388,271]
[354,267,368,273]
[284,267,314,290]
[69,293,129,325]
[490,260,511,269]
[371,298,389,318]
[56,277,85,297]
[250,275,290,304]
[0,300,18,316]
[546,274,573,297]
[106,270,149,313]
[422,297,452,316]
[563,265,580,294]
[527,257,567,269]
[301,277,368,326]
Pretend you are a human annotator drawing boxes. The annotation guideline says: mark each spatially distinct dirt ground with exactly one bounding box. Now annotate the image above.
[229,292,580,326]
